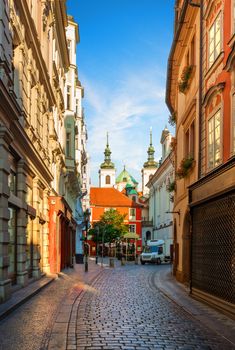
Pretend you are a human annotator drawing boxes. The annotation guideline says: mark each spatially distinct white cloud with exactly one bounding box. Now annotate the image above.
[82,65,170,186]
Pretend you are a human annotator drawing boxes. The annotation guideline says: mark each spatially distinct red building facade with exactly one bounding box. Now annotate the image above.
[89,188,142,256]
[49,197,76,273]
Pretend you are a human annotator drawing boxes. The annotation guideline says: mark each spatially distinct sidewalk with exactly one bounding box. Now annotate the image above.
[0,257,108,322]
[0,275,56,321]
[154,265,235,347]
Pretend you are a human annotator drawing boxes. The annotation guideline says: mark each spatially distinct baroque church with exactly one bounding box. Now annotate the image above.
[98,131,158,197]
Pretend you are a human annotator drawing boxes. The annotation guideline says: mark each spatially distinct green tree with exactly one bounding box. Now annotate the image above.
[89,208,128,245]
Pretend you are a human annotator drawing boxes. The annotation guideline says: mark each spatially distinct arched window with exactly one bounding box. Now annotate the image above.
[105,175,111,184]
[146,231,151,241]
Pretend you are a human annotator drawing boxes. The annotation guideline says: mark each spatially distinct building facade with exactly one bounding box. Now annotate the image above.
[188,0,235,316]
[146,128,174,250]
[166,0,200,284]
[167,0,235,317]
[0,1,88,302]
[89,187,142,256]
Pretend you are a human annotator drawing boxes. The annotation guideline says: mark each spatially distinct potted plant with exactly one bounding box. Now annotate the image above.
[178,65,194,93]
[176,156,195,179]
[166,180,176,192]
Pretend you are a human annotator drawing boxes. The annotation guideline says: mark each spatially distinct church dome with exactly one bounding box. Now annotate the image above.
[116,167,138,186]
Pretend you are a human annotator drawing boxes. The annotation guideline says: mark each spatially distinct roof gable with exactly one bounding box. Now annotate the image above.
[90,187,141,208]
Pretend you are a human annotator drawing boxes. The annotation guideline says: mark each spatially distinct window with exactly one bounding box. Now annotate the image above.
[186,51,189,66]
[105,175,110,184]
[184,121,195,158]
[208,110,221,169]
[8,154,17,195]
[66,132,71,157]
[67,39,72,61]
[129,208,136,220]
[8,207,17,284]
[67,85,71,110]
[185,129,189,157]
[76,99,79,115]
[190,35,195,65]
[146,231,151,241]
[190,122,195,157]
[129,224,136,233]
[209,14,221,67]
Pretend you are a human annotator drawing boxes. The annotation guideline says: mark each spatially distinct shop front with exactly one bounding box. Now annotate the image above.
[49,197,75,274]
[189,159,235,319]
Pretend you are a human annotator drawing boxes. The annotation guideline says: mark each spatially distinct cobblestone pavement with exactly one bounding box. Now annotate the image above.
[74,264,235,350]
[0,273,73,350]
[0,261,103,350]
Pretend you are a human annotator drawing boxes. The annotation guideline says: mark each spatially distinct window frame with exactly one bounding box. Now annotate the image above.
[105,175,111,185]
[129,208,136,220]
[207,109,222,170]
[129,224,136,233]
[208,12,222,68]
[67,85,72,110]
[66,131,71,158]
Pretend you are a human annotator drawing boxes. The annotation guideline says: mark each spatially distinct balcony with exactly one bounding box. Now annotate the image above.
[142,220,153,227]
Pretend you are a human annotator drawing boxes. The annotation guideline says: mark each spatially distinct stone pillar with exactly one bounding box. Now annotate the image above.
[42,189,50,273]
[16,160,28,287]
[0,126,13,302]
[32,177,41,278]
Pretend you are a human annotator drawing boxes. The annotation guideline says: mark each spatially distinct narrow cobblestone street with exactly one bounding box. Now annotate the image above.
[0,262,234,350]
[73,264,234,350]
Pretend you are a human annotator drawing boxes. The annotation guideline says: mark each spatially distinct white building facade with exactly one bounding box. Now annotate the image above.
[65,17,90,263]
[147,128,174,248]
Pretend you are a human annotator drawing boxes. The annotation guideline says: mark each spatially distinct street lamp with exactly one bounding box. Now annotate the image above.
[95,226,99,264]
[83,208,91,272]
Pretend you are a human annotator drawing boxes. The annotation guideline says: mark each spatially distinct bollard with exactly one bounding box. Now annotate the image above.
[109,258,114,268]
[121,257,125,266]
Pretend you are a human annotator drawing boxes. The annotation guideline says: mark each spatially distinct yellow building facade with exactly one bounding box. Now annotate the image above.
[166,0,200,283]
[0,0,85,302]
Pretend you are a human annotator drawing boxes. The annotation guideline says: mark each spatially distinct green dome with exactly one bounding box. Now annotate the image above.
[129,189,138,195]
[116,167,138,185]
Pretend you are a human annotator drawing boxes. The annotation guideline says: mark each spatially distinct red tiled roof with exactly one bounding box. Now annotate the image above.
[90,187,141,208]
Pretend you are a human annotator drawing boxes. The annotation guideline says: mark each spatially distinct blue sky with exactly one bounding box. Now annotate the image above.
[67,0,175,188]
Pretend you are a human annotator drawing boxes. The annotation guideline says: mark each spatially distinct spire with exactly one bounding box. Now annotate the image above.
[143,128,158,168]
[100,132,115,169]
[150,126,152,146]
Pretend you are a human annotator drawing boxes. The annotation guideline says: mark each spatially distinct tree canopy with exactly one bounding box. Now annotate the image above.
[89,208,128,244]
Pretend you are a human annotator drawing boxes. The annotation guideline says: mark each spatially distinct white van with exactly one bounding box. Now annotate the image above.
[140,239,171,265]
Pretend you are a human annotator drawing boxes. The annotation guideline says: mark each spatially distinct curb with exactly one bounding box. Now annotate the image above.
[47,264,107,350]
[0,276,56,321]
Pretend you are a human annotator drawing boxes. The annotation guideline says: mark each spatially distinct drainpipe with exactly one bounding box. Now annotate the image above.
[198,0,203,180]
[188,0,203,294]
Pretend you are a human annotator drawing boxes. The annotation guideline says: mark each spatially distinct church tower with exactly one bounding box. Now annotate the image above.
[99,133,116,188]
[142,128,158,197]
